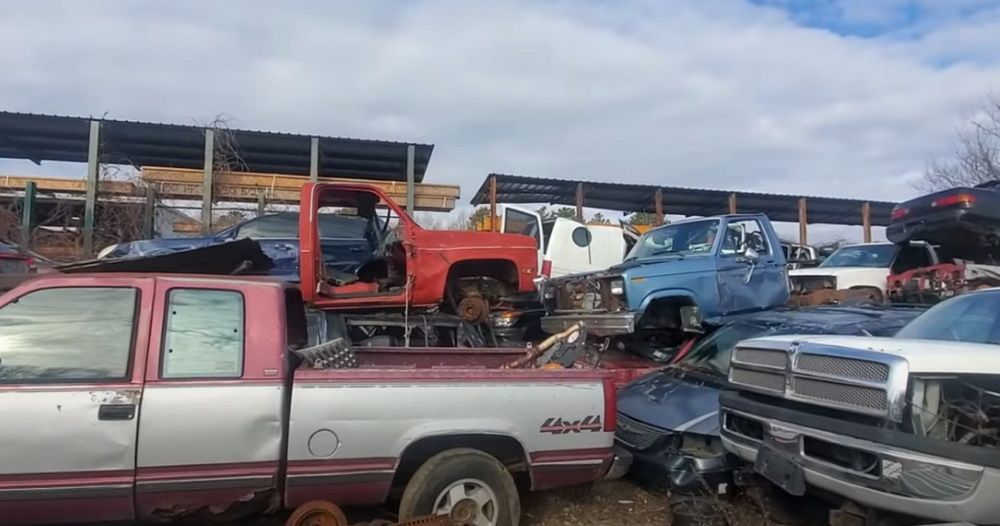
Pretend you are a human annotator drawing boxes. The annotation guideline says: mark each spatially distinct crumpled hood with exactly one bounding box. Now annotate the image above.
[617,369,722,436]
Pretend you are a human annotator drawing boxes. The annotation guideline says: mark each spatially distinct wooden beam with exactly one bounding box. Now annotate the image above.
[201,129,215,234]
[862,201,872,243]
[654,188,664,225]
[575,183,584,222]
[728,193,737,214]
[798,197,808,245]
[489,175,498,232]
[83,120,100,255]
[0,175,136,194]
[143,186,156,238]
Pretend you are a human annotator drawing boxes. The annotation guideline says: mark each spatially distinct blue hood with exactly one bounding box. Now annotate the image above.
[617,369,722,436]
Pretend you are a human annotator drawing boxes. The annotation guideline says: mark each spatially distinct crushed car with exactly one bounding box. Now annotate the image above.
[615,305,922,495]
[720,288,1000,525]
[887,184,1000,303]
[540,214,790,362]
[0,271,625,526]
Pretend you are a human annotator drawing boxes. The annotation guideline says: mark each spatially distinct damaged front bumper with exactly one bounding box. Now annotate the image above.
[720,391,1000,524]
[541,312,637,336]
[605,446,635,480]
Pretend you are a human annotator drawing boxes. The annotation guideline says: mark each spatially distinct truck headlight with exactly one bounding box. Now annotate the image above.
[609,279,625,296]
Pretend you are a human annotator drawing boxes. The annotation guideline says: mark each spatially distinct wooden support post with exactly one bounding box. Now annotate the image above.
[201,129,215,233]
[406,145,416,217]
[143,186,156,238]
[654,188,664,225]
[728,193,737,214]
[798,197,808,245]
[20,181,36,248]
[83,120,101,255]
[575,183,584,222]
[310,137,320,182]
[862,202,872,243]
[257,192,267,217]
[489,175,498,232]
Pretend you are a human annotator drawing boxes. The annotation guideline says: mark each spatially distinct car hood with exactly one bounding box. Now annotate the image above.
[106,236,220,258]
[790,267,887,278]
[549,255,712,284]
[617,369,722,436]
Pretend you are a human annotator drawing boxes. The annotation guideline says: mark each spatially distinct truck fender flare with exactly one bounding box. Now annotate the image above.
[638,289,701,314]
[391,431,532,488]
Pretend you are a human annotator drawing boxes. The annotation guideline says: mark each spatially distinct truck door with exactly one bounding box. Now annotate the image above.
[134,281,285,520]
[0,278,153,525]
[716,218,787,313]
[500,205,544,273]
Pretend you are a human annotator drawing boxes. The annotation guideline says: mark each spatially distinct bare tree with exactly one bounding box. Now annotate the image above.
[919,96,1000,191]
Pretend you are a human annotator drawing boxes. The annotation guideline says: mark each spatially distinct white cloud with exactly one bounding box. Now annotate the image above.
[2,0,1000,243]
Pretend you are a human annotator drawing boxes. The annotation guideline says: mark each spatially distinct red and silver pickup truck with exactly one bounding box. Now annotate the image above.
[0,272,625,526]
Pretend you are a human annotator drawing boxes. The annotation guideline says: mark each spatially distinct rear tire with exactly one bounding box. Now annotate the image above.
[398,448,520,526]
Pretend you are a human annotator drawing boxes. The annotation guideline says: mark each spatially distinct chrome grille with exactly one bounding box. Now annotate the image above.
[733,348,788,369]
[796,354,889,382]
[730,368,786,393]
[616,413,670,450]
[791,377,888,412]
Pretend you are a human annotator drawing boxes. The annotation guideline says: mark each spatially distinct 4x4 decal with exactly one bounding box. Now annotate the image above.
[540,415,602,434]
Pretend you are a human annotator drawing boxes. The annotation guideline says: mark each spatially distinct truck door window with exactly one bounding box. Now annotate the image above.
[891,244,934,273]
[0,287,137,381]
[722,219,769,256]
[503,208,541,248]
[161,289,245,379]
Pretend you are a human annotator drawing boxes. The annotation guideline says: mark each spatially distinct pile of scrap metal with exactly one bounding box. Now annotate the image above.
[887,182,1000,303]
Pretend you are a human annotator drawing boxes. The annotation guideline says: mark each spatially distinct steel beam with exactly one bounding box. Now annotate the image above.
[728,193,737,214]
[862,202,872,243]
[406,144,416,216]
[201,129,215,233]
[575,183,584,222]
[258,192,267,217]
[654,188,664,225]
[83,120,101,255]
[798,197,808,245]
[143,186,156,238]
[310,137,320,182]
[20,181,36,248]
[489,174,498,232]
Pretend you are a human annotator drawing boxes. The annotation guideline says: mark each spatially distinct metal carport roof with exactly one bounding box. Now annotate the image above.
[0,111,433,182]
[471,173,897,226]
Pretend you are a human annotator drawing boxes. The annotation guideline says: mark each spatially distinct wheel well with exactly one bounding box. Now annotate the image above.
[638,295,697,331]
[445,259,519,296]
[390,434,528,491]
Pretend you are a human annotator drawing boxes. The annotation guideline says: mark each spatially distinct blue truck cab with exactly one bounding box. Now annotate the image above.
[540,214,789,359]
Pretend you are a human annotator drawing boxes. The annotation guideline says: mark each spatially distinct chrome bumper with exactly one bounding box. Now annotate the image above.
[605,446,634,480]
[541,312,637,336]
[720,409,1000,524]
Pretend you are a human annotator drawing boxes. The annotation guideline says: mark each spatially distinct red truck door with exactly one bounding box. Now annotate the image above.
[133,278,287,520]
[0,276,155,525]
[299,182,412,308]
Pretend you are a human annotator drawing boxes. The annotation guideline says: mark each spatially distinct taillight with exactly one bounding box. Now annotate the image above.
[541,259,552,277]
[932,193,976,208]
[602,376,617,432]
[890,206,909,220]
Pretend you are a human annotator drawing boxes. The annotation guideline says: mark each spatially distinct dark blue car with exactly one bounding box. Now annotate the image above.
[615,305,924,494]
[100,212,384,281]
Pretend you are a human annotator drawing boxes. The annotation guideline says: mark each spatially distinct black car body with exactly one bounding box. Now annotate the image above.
[615,305,924,493]
[887,182,1000,247]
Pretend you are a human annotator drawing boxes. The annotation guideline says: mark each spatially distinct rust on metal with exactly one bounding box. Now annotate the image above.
[457,295,490,323]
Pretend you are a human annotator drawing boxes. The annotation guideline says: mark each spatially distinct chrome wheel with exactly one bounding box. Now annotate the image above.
[432,478,498,526]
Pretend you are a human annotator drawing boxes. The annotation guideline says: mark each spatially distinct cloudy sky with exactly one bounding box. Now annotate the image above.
[2,0,999,239]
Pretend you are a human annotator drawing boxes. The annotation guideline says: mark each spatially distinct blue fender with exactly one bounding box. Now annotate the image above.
[637,288,702,315]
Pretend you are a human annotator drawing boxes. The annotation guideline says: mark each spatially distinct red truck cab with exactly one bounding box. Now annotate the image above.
[299,183,537,322]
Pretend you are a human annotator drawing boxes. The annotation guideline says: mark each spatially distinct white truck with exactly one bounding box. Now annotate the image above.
[789,241,939,304]
[498,206,638,278]
[720,288,1000,525]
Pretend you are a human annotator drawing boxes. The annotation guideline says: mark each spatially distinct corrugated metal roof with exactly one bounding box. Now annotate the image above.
[470,173,897,226]
[0,111,433,182]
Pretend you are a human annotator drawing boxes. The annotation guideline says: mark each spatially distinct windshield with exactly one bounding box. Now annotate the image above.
[819,244,898,268]
[683,321,772,376]
[896,292,1000,344]
[628,219,720,260]
[231,213,381,241]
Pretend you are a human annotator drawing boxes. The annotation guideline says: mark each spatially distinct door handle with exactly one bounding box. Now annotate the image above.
[98,404,136,421]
